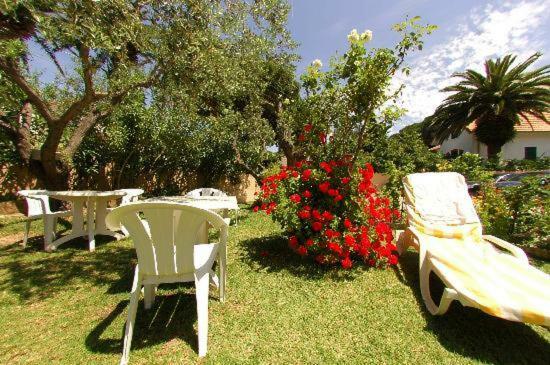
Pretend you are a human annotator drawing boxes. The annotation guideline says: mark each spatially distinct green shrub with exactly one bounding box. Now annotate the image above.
[474,177,549,249]
[502,177,550,249]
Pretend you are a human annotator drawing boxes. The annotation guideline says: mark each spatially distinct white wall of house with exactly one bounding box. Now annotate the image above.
[439,130,549,160]
[440,130,479,155]
[501,131,550,159]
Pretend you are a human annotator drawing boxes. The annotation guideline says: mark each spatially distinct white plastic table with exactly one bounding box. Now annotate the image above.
[146,195,239,211]
[35,190,127,252]
[145,196,239,241]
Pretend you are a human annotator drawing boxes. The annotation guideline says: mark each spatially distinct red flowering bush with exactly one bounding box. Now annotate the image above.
[254,124,401,270]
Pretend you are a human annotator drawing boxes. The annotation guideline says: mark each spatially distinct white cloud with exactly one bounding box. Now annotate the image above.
[394,0,550,131]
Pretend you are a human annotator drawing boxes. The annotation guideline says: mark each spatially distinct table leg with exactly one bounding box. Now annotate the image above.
[48,198,87,251]
[87,198,96,251]
[72,200,85,233]
[95,197,124,240]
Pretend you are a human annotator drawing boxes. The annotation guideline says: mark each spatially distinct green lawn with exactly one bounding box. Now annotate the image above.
[0,210,549,364]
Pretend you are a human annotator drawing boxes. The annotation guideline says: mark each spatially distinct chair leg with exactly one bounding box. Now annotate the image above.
[419,252,454,316]
[53,216,58,239]
[194,270,210,357]
[121,267,141,365]
[143,284,156,310]
[43,216,54,251]
[22,220,31,247]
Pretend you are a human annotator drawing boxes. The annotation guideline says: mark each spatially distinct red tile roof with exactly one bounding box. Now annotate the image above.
[466,112,550,132]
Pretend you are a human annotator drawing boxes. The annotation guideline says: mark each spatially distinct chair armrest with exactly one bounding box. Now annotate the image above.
[482,235,529,265]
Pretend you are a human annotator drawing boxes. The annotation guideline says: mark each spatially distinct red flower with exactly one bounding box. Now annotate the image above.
[341,256,353,269]
[304,123,313,132]
[289,194,301,203]
[315,254,326,264]
[320,161,332,174]
[289,236,298,249]
[303,190,312,199]
[327,241,343,255]
[341,177,351,184]
[377,246,391,258]
[318,181,330,193]
[312,221,323,231]
[312,209,322,220]
[325,229,340,239]
[343,218,353,229]
[297,210,311,219]
[344,234,356,247]
[297,245,308,256]
[302,169,312,181]
[321,210,334,221]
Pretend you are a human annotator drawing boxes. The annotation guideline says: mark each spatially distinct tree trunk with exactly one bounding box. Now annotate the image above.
[40,125,70,190]
[486,143,502,160]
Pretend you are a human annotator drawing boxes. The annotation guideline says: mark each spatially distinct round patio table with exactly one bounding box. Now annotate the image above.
[34,190,127,252]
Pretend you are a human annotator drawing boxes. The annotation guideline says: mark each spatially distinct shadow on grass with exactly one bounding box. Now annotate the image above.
[0,235,135,302]
[239,234,360,281]
[86,291,199,355]
[398,250,550,365]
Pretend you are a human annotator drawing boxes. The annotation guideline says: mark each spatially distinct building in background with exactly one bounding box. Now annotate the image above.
[439,112,550,159]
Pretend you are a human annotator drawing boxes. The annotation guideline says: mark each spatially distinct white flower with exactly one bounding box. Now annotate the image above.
[361,29,373,42]
[347,29,360,43]
[311,59,323,68]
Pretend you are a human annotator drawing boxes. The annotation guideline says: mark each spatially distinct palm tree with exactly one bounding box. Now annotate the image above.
[424,53,550,159]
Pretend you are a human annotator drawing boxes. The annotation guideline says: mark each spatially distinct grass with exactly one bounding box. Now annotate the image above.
[0,209,549,364]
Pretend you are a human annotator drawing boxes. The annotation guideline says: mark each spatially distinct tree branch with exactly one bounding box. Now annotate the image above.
[55,45,99,125]
[79,44,94,93]
[64,108,111,159]
[231,138,262,183]
[0,57,55,123]
[0,116,17,135]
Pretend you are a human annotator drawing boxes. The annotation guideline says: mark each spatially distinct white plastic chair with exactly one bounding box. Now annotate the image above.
[185,188,227,198]
[106,202,228,364]
[109,189,145,236]
[17,190,71,249]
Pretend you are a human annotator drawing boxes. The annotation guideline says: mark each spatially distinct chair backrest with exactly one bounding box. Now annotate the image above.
[117,188,144,205]
[186,188,227,198]
[403,172,480,227]
[106,202,228,277]
[18,190,51,216]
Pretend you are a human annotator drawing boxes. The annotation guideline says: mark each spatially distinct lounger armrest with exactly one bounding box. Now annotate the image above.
[482,235,529,265]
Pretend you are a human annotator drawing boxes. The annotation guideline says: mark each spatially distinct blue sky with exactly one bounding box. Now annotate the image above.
[28,0,550,131]
[287,0,550,130]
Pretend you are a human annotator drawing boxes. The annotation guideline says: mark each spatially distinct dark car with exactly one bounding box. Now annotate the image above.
[494,171,549,189]
[466,181,481,194]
